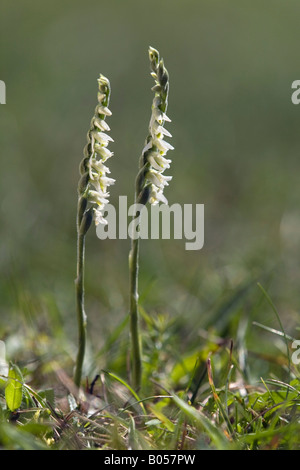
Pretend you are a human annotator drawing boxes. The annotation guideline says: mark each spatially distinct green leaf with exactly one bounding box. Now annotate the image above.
[5,365,23,412]
[104,371,146,414]
[0,423,48,450]
[170,351,201,384]
[145,419,161,427]
[171,393,232,449]
[38,388,55,409]
[148,406,175,432]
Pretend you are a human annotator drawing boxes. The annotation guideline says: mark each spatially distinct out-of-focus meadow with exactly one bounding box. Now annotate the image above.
[1,0,300,381]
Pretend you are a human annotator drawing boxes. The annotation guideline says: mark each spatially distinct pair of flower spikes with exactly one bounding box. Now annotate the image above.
[77,47,174,236]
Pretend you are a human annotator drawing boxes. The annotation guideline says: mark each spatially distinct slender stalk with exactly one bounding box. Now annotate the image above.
[74,226,87,389]
[128,47,172,391]
[129,212,142,391]
[73,74,113,389]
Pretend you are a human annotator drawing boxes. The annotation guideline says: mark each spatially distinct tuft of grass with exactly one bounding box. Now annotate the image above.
[1,279,300,450]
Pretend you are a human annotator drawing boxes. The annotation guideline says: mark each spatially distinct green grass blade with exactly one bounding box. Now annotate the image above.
[257,283,291,396]
[104,371,146,414]
[171,393,231,449]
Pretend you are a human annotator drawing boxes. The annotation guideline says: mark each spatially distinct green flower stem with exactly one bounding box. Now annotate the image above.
[128,47,171,391]
[74,226,87,389]
[73,74,113,389]
[129,212,142,391]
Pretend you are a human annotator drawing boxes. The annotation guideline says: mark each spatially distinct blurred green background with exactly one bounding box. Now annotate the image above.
[1,0,300,379]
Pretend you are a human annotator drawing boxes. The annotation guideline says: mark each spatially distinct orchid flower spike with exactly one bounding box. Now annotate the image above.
[136,46,173,207]
[77,74,115,233]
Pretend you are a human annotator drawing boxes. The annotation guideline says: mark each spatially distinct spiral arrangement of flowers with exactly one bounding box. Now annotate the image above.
[78,74,115,233]
[136,46,174,207]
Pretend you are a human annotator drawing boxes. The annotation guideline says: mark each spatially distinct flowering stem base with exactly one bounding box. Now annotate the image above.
[129,216,142,391]
[74,231,87,389]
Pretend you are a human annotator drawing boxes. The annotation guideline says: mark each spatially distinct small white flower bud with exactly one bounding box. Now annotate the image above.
[148,153,171,171]
[146,169,172,189]
[94,144,114,161]
[94,207,109,226]
[97,105,112,116]
[92,130,114,146]
[93,117,111,132]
